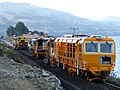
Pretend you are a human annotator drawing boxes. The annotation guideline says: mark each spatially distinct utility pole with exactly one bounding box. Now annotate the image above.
[70,27,79,35]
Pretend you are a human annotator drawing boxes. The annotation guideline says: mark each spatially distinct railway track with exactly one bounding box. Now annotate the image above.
[104,81,120,89]
[16,49,120,90]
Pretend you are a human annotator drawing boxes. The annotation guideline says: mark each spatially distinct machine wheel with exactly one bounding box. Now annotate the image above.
[83,71,88,80]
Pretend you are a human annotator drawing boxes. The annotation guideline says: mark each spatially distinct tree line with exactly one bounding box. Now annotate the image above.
[6,22,44,36]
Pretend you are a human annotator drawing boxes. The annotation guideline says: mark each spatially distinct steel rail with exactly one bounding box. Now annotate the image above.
[104,81,120,89]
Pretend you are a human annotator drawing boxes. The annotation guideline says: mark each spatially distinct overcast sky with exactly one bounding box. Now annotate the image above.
[0,0,120,19]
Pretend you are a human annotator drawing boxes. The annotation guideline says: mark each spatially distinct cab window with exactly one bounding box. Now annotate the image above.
[100,42,113,53]
[18,38,21,41]
[85,42,98,53]
[79,44,82,52]
[33,41,36,45]
[43,41,47,46]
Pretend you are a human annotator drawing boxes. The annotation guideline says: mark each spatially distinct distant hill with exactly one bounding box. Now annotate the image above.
[0,2,120,36]
[99,16,120,22]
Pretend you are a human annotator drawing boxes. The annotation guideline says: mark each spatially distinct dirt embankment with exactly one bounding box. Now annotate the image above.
[0,40,64,90]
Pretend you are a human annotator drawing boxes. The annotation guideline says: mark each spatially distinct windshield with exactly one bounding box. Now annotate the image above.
[100,42,113,53]
[43,41,47,46]
[33,41,36,45]
[85,42,98,52]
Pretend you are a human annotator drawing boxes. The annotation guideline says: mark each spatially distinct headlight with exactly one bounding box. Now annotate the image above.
[82,61,86,67]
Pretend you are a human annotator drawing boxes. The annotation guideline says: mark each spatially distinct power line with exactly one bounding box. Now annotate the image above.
[70,27,79,34]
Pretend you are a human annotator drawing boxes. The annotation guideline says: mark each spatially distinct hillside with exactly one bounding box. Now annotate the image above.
[0,2,120,36]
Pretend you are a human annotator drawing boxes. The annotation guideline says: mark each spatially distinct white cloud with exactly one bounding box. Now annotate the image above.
[0,0,120,19]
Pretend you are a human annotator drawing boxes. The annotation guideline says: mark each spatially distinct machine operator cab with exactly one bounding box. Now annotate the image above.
[79,35,116,78]
[15,35,28,50]
[33,37,55,59]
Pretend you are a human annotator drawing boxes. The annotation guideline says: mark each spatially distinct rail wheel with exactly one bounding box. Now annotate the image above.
[83,71,89,80]
[47,58,50,65]
[15,45,17,50]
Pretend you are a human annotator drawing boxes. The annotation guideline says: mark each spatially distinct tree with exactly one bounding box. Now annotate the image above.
[6,22,29,36]
[15,22,29,36]
[31,31,40,35]
[39,32,45,36]
[6,25,15,36]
